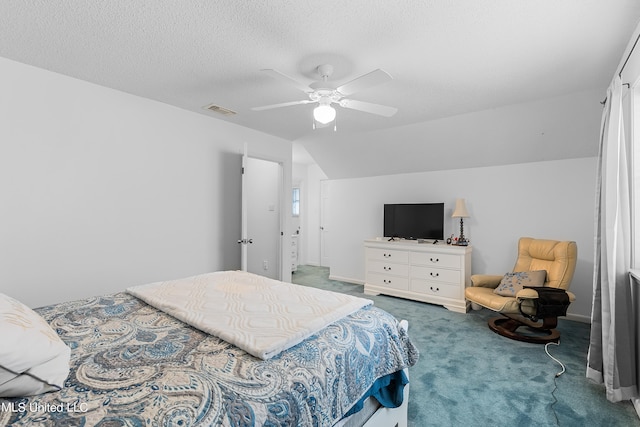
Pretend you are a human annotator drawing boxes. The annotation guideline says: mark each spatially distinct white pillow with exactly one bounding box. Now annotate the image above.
[0,293,70,397]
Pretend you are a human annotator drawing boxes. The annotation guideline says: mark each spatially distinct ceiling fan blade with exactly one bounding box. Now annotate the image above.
[251,99,313,111]
[261,69,313,93]
[339,99,398,117]
[336,69,392,96]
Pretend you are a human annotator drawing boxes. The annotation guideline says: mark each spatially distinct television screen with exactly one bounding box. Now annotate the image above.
[383,203,444,240]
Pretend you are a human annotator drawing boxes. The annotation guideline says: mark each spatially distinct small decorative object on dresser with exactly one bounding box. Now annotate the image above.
[364,238,472,313]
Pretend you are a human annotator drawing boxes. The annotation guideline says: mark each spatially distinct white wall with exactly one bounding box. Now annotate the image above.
[327,157,596,321]
[0,57,292,308]
[304,89,602,179]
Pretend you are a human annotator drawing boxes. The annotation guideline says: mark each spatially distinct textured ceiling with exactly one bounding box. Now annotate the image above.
[1,1,639,177]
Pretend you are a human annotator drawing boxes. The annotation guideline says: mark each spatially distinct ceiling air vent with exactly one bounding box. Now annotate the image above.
[203,103,237,116]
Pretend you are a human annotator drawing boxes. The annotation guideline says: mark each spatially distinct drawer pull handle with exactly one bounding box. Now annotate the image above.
[430,286,440,292]
[384,253,391,258]
[430,272,439,277]
[384,266,391,271]
[430,257,439,263]
[383,279,391,284]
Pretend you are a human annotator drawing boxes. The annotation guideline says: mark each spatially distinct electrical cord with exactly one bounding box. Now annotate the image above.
[545,341,566,377]
[545,341,565,426]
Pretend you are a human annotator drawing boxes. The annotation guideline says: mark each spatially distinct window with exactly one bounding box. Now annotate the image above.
[292,187,300,217]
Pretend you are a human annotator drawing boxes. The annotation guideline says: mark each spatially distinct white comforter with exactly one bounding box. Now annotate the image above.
[127,270,372,360]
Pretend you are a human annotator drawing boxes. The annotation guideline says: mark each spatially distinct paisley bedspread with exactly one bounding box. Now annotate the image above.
[0,292,418,426]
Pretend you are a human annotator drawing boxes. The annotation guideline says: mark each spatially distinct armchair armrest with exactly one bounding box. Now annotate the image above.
[516,288,539,300]
[516,288,576,302]
[470,274,503,288]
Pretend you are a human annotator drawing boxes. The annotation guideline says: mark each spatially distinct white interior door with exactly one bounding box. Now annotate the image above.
[240,152,282,279]
[240,150,249,271]
[320,180,330,267]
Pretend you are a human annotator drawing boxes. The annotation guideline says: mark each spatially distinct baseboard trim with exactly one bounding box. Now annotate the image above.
[328,274,364,285]
[305,262,322,267]
[327,269,592,324]
[565,312,590,324]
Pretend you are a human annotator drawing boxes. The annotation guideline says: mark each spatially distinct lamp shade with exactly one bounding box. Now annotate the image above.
[313,104,336,124]
[452,198,470,218]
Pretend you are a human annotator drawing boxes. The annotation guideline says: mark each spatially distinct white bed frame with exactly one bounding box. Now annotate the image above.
[362,378,409,427]
[337,320,410,427]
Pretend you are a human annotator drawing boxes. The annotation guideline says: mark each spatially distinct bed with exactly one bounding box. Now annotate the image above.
[0,271,418,426]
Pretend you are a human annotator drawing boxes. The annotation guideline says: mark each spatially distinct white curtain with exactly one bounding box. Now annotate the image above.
[586,75,638,402]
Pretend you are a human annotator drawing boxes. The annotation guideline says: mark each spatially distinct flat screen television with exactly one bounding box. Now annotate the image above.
[383,203,445,241]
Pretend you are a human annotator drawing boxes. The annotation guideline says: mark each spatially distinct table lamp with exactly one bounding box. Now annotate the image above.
[452,198,470,246]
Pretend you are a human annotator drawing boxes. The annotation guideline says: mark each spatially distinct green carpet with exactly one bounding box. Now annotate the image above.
[291,265,639,427]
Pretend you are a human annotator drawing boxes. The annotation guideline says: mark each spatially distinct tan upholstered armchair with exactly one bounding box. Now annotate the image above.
[465,237,577,344]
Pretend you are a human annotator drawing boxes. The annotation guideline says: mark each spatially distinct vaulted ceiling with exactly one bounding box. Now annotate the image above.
[1,1,639,178]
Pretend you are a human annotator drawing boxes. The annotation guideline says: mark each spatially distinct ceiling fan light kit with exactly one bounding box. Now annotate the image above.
[313,104,336,124]
[252,64,397,128]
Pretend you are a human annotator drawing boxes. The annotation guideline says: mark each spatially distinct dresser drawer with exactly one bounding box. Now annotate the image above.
[368,260,409,276]
[366,248,409,264]
[410,280,461,299]
[410,252,461,269]
[367,273,409,291]
[411,265,461,284]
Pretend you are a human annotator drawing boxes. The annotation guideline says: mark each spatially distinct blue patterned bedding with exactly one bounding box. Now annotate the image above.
[0,292,418,426]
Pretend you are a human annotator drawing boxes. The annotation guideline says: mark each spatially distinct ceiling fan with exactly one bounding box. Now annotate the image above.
[251,64,398,127]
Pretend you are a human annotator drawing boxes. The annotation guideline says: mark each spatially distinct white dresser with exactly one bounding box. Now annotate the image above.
[364,238,472,313]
